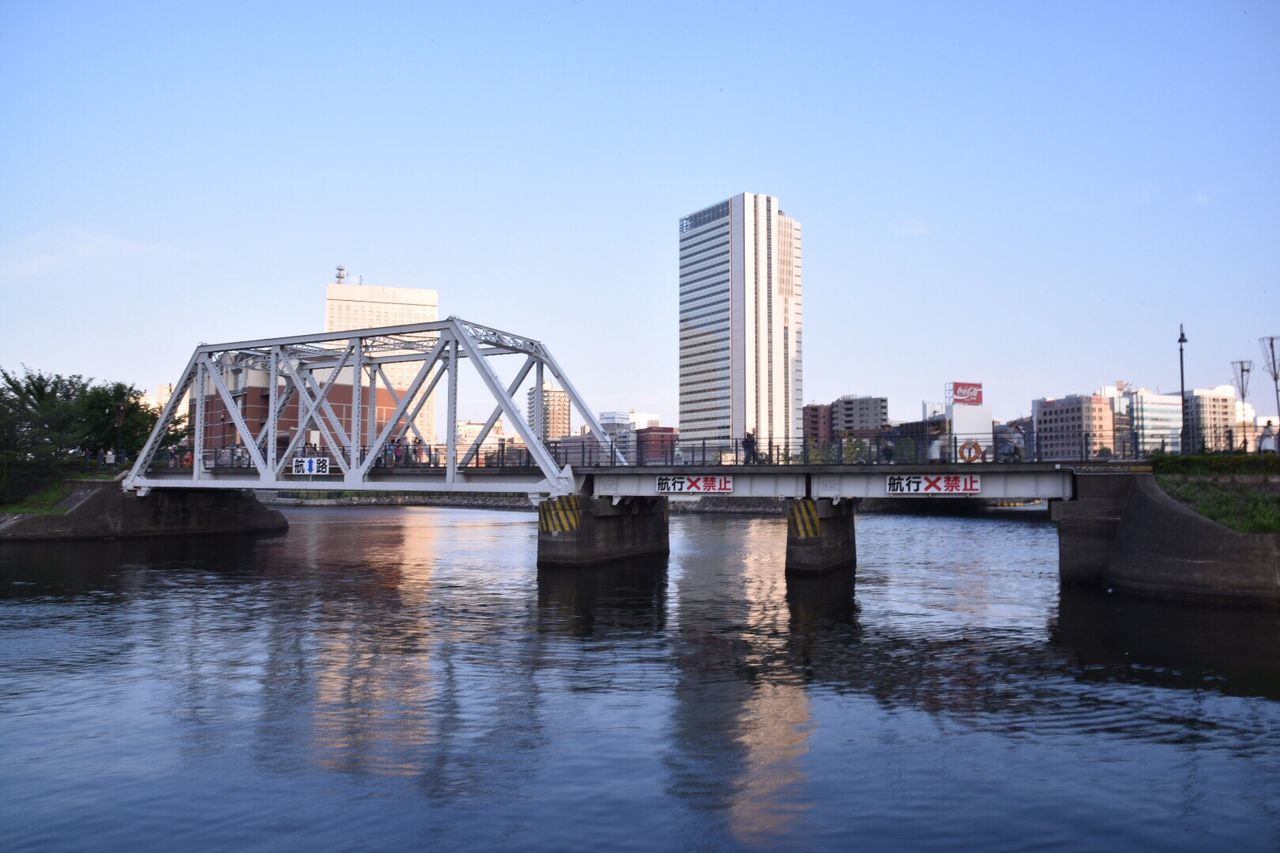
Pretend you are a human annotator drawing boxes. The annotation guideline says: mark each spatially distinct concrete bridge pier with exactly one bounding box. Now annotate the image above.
[785,498,857,574]
[536,495,669,567]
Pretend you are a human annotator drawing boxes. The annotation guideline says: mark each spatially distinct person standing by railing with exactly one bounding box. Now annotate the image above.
[742,432,758,464]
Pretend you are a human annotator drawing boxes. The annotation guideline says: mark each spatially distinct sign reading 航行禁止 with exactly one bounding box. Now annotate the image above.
[885,473,981,496]
[657,475,733,494]
[290,457,330,476]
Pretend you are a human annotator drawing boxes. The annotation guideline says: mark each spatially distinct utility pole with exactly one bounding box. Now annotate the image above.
[1232,360,1252,453]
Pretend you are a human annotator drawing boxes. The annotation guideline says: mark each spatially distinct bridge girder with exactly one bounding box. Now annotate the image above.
[585,466,1074,501]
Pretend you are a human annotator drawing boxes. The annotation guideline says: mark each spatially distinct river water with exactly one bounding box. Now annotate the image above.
[1,507,1278,851]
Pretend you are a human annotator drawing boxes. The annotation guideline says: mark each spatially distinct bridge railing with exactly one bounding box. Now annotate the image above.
[139,424,1267,476]
[550,424,1264,467]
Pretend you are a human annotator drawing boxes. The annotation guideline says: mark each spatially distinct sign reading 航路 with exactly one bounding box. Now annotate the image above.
[657,475,734,494]
[885,473,981,496]
[290,457,330,476]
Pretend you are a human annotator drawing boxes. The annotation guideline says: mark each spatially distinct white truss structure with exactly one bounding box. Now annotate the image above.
[124,317,623,496]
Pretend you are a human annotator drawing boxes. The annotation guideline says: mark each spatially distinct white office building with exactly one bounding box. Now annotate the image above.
[1100,386,1181,455]
[678,193,803,448]
[1184,385,1256,452]
[325,269,439,442]
[598,411,637,463]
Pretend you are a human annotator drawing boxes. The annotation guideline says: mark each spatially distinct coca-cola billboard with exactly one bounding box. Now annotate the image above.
[951,382,983,406]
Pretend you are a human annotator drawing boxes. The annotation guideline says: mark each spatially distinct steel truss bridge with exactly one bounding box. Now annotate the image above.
[125,317,1075,503]
[125,317,622,498]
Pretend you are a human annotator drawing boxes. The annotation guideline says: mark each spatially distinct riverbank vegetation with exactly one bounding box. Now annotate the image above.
[0,481,73,515]
[1152,454,1280,534]
[0,366,178,505]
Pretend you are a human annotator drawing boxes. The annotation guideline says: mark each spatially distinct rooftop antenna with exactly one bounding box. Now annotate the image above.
[336,264,346,284]
[1230,360,1252,403]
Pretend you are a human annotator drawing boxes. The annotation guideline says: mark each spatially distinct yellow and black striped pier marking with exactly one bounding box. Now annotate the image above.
[789,498,822,538]
[539,495,581,534]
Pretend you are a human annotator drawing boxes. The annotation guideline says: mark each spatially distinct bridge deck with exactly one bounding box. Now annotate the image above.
[130,462,1076,501]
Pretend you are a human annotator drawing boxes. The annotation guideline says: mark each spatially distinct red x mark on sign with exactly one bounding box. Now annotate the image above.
[924,476,943,492]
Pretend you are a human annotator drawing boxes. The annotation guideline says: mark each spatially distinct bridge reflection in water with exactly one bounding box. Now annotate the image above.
[0,510,1277,849]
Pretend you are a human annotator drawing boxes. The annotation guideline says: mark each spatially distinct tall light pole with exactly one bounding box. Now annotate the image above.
[1262,336,1280,429]
[1178,324,1188,455]
[1231,360,1252,402]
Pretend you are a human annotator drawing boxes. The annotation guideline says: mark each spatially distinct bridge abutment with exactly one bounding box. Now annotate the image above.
[1051,473,1134,586]
[536,496,669,567]
[785,498,857,574]
[0,481,288,541]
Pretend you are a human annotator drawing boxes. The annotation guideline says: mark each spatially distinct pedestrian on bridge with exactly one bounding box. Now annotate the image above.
[742,432,759,464]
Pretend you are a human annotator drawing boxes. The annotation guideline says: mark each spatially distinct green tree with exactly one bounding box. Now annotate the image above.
[843,437,870,464]
[0,367,89,464]
[78,382,160,455]
[1,367,90,499]
[0,367,181,500]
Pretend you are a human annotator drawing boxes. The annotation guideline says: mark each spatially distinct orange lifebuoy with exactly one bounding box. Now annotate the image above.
[959,440,983,463]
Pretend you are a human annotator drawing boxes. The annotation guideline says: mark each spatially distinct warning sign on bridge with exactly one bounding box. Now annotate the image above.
[885,473,981,496]
[657,475,733,494]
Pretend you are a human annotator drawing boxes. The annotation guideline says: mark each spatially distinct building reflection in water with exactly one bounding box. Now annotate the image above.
[290,508,556,797]
[307,509,439,777]
[665,515,833,845]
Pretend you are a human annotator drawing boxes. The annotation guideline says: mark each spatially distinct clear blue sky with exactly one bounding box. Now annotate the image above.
[2,1,1278,424]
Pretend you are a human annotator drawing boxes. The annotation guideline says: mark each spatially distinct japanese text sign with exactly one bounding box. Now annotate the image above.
[657,475,734,494]
[885,473,981,496]
[291,457,330,475]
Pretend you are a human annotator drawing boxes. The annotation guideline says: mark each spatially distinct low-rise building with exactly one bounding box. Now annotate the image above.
[802,403,833,446]
[831,395,888,434]
[636,426,678,465]
[1032,394,1116,460]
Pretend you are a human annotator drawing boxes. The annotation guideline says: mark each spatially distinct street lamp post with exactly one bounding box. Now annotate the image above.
[1178,324,1188,455]
[115,402,125,462]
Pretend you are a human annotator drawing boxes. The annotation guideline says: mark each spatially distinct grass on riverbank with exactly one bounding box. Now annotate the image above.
[1150,453,1280,476]
[0,481,72,515]
[1149,453,1280,534]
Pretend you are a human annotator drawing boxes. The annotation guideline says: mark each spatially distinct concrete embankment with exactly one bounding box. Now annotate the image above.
[0,480,287,541]
[1105,474,1279,607]
[1056,472,1279,608]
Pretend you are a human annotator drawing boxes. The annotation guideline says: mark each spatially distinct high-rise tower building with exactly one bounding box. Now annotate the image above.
[678,193,803,447]
[325,268,439,442]
[527,385,570,441]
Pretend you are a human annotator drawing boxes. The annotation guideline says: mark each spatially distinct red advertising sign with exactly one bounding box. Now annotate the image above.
[951,382,983,406]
